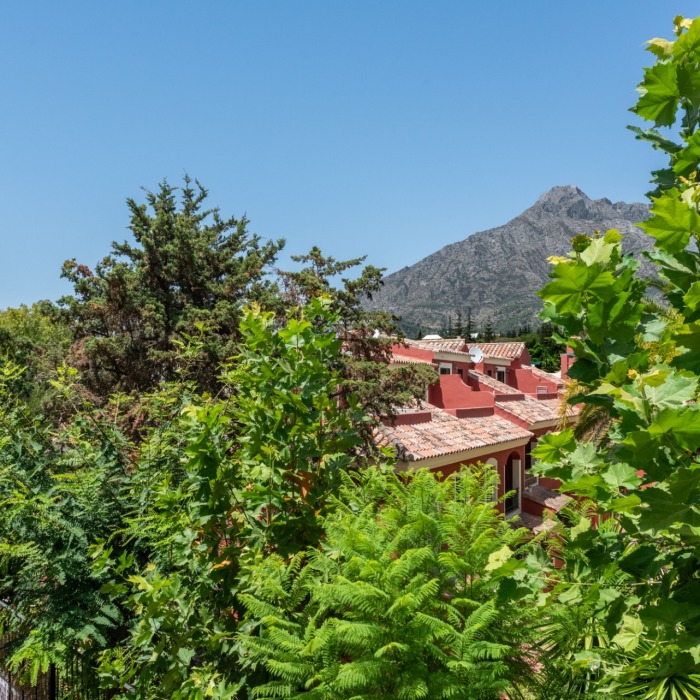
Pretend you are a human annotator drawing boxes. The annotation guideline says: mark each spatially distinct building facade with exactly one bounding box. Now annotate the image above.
[377,337,577,531]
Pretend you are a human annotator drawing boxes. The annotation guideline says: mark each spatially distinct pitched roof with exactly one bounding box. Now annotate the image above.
[374,407,531,462]
[406,338,470,354]
[468,369,522,395]
[389,352,434,366]
[522,364,565,387]
[468,369,575,426]
[524,483,571,511]
[468,342,527,360]
[496,396,577,425]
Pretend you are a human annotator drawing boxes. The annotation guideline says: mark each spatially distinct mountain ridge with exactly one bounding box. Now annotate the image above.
[366,186,651,334]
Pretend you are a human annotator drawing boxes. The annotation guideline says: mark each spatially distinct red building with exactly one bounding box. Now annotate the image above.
[377,337,577,531]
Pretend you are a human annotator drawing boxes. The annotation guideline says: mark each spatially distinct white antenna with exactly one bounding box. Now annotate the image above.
[469,346,484,364]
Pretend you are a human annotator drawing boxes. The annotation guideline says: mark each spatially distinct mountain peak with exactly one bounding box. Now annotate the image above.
[365,187,651,335]
[528,185,647,223]
[537,184,587,204]
[532,185,590,216]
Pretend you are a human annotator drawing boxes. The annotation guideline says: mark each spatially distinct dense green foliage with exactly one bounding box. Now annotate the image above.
[0,360,130,681]
[0,298,527,698]
[92,298,361,698]
[527,15,700,697]
[3,13,700,700]
[277,247,436,434]
[0,303,70,408]
[59,176,285,397]
[520,324,565,373]
[239,466,532,700]
[0,298,363,696]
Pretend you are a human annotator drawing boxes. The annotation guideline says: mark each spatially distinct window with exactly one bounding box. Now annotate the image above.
[456,368,463,376]
[496,369,505,383]
[487,370,493,377]
[525,440,539,487]
[439,363,452,375]
[504,455,521,515]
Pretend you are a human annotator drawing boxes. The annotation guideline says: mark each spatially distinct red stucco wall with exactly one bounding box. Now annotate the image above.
[512,368,558,395]
[429,374,495,410]
[421,443,527,513]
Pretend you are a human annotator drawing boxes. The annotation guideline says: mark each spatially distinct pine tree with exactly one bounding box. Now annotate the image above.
[465,308,474,340]
[455,310,464,338]
[59,176,284,397]
[482,318,496,342]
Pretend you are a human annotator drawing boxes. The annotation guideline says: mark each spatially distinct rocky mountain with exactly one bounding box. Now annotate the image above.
[366,186,652,335]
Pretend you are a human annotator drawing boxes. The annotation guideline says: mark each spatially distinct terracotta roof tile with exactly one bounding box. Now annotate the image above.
[390,352,434,366]
[406,338,470,354]
[468,342,527,360]
[468,370,522,395]
[496,396,575,425]
[522,364,565,387]
[374,406,531,462]
[524,483,571,512]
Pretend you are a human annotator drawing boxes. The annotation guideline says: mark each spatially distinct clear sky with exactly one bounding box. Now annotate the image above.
[1,2,697,308]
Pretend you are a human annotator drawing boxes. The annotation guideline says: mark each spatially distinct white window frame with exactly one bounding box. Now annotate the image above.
[505,457,521,518]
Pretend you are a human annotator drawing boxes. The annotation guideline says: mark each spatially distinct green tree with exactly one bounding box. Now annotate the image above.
[0,302,70,409]
[59,176,284,397]
[455,309,464,338]
[239,465,534,700]
[521,323,564,372]
[465,308,474,339]
[520,15,700,697]
[278,247,435,437]
[0,361,132,684]
[481,318,496,342]
[95,298,362,698]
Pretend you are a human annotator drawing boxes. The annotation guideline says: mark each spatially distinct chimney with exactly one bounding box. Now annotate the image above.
[560,346,575,380]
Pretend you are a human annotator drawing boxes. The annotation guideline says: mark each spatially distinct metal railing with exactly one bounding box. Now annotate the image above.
[0,648,113,700]
[0,618,115,700]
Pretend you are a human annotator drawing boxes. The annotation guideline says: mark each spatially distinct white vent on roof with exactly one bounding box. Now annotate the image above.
[536,386,548,394]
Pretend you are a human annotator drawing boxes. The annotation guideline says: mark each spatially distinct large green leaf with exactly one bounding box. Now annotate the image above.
[649,407,700,450]
[627,125,682,155]
[638,487,700,532]
[641,191,700,253]
[602,463,643,492]
[674,131,700,176]
[643,370,698,410]
[612,615,643,651]
[668,464,700,501]
[531,430,576,464]
[646,248,700,295]
[672,322,700,372]
[580,236,618,266]
[540,263,615,314]
[633,62,679,126]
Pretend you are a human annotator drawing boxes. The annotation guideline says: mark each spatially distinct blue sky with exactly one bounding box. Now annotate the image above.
[1,2,697,308]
